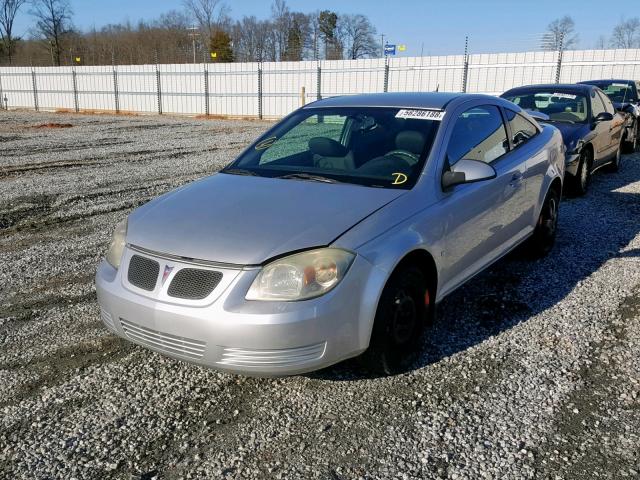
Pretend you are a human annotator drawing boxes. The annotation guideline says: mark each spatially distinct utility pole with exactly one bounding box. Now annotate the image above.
[188,26,200,64]
[380,34,385,58]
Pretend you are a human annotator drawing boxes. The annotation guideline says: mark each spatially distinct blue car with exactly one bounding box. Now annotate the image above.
[501,84,625,195]
[578,79,640,153]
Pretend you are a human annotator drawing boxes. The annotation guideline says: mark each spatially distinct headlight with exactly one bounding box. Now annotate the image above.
[105,218,128,269]
[246,248,355,301]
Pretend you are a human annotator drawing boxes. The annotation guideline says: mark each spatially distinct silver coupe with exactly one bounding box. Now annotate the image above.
[96,92,565,376]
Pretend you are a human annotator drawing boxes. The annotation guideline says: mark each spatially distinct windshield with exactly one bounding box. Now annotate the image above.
[222,107,441,189]
[504,91,589,123]
[590,82,635,103]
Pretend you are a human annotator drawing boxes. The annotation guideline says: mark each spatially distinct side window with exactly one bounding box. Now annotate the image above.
[598,92,615,115]
[591,91,606,117]
[259,114,346,164]
[505,109,538,148]
[447,105,509,164]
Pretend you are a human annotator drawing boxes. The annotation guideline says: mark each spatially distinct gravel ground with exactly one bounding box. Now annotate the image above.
[0,110,639,480]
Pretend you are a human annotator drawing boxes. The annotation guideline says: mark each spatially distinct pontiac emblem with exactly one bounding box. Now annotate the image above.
[161,265,174,285]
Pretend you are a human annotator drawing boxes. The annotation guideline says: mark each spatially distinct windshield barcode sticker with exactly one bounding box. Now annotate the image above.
[612,83,630,87]
[396,109,445,121]
[552,93,577,99]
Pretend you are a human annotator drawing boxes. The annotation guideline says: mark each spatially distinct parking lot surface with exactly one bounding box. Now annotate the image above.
[1,111,639,479]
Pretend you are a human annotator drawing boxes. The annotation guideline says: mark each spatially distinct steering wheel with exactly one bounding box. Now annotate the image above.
[382,149,420,165]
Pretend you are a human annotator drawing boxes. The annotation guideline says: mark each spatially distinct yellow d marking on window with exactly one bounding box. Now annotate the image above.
[392,172,408,185]
[255,137,277,150]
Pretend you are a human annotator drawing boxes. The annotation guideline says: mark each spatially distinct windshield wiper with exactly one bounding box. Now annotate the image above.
[278,173,340,183]
[222,168,260,176]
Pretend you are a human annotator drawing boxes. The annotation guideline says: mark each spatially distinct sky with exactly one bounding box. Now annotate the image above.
[12,0,638,56]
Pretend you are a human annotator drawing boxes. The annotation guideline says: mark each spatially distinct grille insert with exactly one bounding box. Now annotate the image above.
[218,342,326,368]
[167,268,223,300]
[120,318,206,359]
[127,255,159,291]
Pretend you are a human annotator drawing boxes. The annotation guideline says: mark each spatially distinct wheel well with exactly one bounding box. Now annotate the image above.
[550,177,562,196]
[394,249,438,299]
[582,143,594,163]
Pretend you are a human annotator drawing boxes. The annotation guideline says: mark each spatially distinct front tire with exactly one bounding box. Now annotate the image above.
[623,123,638,153]
[570,149,592,196]
[526,187,560,258]
[359,266,431,375]
[607,140,622,172]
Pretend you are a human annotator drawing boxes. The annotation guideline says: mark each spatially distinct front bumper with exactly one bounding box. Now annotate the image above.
[565,152,581,177]
[96,247,384,376]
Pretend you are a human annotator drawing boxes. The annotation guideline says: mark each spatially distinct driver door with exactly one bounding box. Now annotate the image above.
[591,90,614,164]
[438,105,529,296]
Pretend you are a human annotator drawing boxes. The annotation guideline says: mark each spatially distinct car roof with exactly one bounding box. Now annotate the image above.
[302,92,504,111]
[578,79,635,85]
[502,83,595,96]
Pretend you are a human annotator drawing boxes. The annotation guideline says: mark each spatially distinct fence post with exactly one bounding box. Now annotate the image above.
[112,67,120,114]
[555,32,564,84]
[462,36,469,93]
[203,66,209,116]
[316,63,322,100]
[0,70,4,110]
[258,64,263,120]
[383,58,389,93]
[156,65,162,115]
[71,68,79,112]
[31,69,39,112]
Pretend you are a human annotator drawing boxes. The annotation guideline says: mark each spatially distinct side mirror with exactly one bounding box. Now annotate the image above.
[442,159,497,189]
[593,111,613,123]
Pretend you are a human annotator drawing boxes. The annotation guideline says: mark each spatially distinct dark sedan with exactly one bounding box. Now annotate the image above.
[501,84,624,195]
[578,79,640,153]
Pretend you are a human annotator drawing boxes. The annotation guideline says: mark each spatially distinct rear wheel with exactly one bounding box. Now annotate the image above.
[571,149,592,196]
[359,266,431,375]
[526,187,560,258]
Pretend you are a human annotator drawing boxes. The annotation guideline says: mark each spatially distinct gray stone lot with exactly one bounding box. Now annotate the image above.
[0,111,638,479]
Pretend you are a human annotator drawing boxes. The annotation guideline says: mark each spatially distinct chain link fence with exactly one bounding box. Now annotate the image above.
[1,49,640,119]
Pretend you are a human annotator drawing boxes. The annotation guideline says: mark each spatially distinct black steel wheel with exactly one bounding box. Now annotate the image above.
[359,266,431,375]
[526,187,560,258]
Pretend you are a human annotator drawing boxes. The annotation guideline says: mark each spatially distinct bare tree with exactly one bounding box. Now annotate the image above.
[541,16,578,51]
[231,16,276,62]
[610,17,640,49]
[595,35,607,50]
[30,0,72,66]
[341,14,377,59]
[270,0,289,60]
[0,0,26,63]
[183,0,227,42]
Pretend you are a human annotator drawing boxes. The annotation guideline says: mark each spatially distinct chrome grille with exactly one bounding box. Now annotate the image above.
[127,255,159,291]
[167,268,223,300]
[120,318,206,360]
[218,342,326,368]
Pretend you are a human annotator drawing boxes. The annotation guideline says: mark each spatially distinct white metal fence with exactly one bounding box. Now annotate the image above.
[1,48,639,119]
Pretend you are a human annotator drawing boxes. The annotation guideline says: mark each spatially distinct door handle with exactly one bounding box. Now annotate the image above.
[509,172,523,187]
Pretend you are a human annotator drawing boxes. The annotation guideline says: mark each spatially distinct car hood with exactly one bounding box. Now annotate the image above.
[127,173,405,265]
[545,121,589,149]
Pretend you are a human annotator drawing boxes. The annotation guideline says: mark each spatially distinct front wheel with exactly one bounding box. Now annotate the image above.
[359,266,431,375]
[526,187,560,258]
[570,149,592,196]
[623,124,638,153]
[607,140,622,173]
